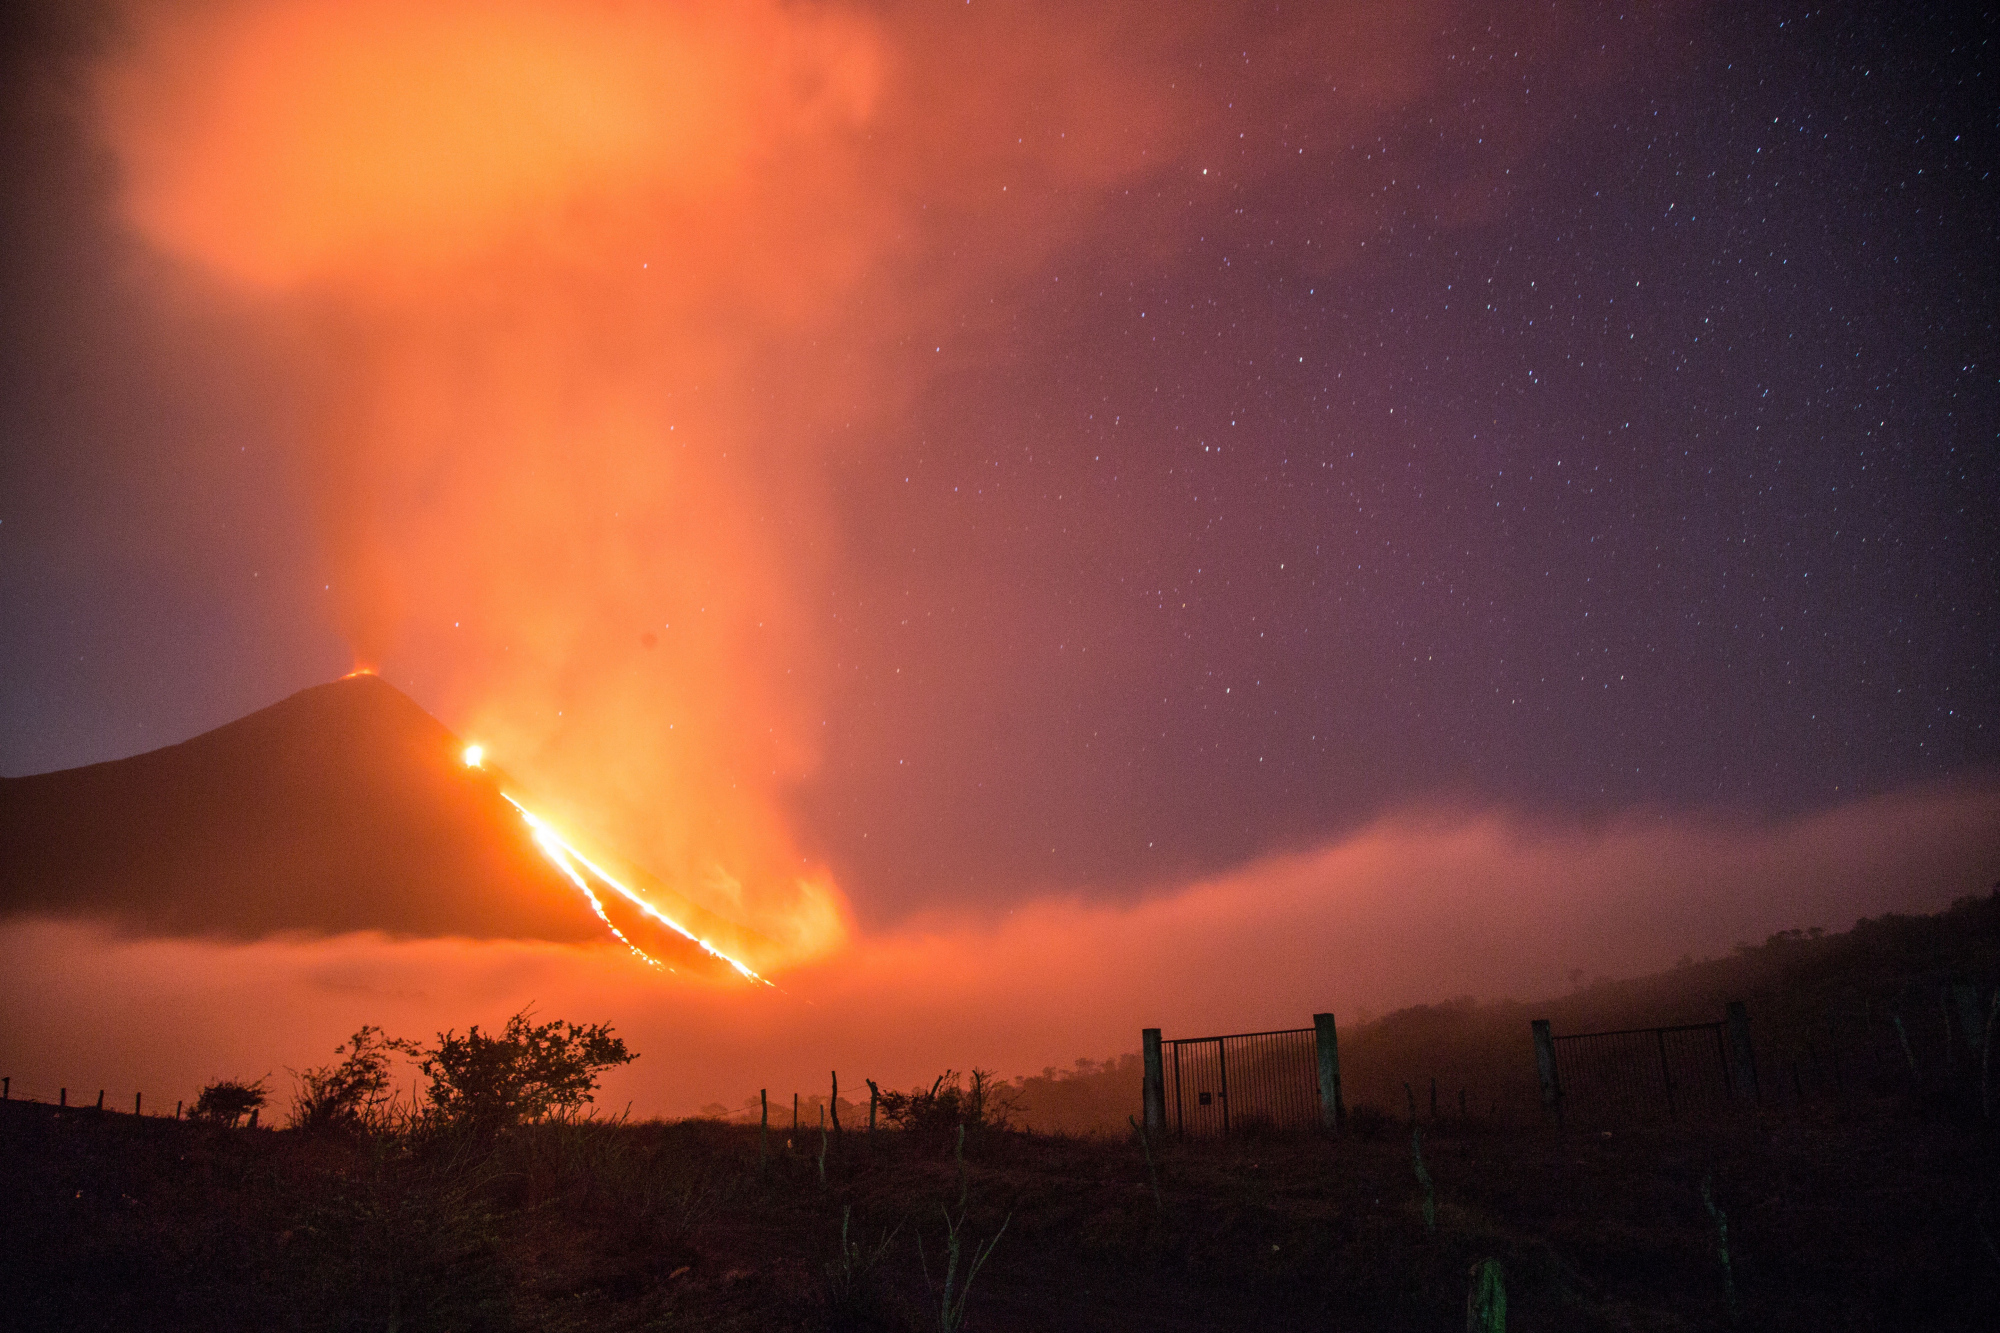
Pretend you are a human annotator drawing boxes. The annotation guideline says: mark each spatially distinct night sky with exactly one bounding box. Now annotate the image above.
[2,0,1994,934]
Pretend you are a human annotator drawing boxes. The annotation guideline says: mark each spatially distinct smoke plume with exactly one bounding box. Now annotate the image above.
[90,0,1686,963]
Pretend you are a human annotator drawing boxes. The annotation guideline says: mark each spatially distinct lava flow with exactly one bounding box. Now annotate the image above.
[463,744,768,983]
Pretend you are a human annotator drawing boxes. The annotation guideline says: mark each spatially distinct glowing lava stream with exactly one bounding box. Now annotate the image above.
[463,745,769,984]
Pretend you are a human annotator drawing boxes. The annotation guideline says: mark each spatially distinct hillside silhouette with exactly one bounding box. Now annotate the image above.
[0,675,723,962]
[1001,887,2000,1133]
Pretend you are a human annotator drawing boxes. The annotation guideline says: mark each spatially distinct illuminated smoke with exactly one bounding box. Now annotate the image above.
[453,737,766,978]
[507,796,767,983]
[89,1,1690,965]
[92,0,896,964]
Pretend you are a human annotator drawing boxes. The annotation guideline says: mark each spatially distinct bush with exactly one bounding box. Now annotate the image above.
[414,1008,636,1133]
[876,1069,1017,1139]
[191,1078,268,1126]
[290,1026,412,1133]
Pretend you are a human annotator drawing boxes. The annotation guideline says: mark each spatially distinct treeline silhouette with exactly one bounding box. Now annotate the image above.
[982,888,2000,1134]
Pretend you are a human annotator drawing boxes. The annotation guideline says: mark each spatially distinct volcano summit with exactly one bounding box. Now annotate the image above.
[0,675,747,971]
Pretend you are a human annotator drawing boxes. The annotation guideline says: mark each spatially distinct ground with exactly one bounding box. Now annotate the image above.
[5,1087,1997,1332]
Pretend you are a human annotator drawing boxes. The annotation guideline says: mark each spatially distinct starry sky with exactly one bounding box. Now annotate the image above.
[2,0,1994,936]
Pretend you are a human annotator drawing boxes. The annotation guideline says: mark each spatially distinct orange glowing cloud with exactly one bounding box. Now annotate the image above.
[3,783,1992,1118]
[99,0,882,292]
[87,0,1696,969]
[93,0,908,966]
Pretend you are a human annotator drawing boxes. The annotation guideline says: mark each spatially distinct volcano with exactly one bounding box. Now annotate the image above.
[0,675,755,972]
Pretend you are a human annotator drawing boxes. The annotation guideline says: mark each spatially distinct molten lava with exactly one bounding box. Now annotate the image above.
[462,743,766,982]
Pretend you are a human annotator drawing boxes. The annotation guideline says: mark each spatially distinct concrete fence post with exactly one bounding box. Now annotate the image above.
[1142,1028,1167,1133]
[1725,1000,1759,1103]
[1313,1012,1345,1133]
[1531,1020,1562,1125]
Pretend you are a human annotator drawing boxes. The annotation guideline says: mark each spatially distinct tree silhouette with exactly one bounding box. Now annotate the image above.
[191,1078,268,1126]
[290,1026,413,1132]
[415,1008,635,1132]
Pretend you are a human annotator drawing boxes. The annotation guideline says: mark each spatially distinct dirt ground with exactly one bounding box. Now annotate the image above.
[5,1092,1997,1331]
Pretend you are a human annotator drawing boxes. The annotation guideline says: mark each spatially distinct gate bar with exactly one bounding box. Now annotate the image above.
[1141,1028,1166,1132]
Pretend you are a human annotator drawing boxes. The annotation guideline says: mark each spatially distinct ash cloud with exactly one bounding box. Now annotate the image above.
[82,0,1689,958]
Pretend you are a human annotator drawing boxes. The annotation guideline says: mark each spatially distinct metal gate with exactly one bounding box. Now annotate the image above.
[1551,1022,1733,1122]
[1163,1027,1321,1137]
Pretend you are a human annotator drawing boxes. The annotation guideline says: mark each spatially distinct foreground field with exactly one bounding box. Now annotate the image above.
[6,1089,1996,1332]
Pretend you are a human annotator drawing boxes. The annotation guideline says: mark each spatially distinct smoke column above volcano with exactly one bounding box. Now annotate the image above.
[87,0,1691,958]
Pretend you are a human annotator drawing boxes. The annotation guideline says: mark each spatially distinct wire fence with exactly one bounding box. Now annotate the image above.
[1,1079,189,1119]
[1162,1027,1321,1138]
[1539,981,1999,1124]
[1757,987,1995,1107]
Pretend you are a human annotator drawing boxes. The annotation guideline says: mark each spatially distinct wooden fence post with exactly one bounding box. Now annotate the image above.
[96,1089,104,1111]
[793,1091,799,1134]
[2,1076,8,1100]
[59,1087,67,1108]
[759,1089,768,1171]
[1142,1028,1166,1133]
[866,1078,879,1134]
[1312,1012,1345,1133]
[1531,1020,1562,1125]
[1725,1001,1759,1103]
[135,1092,142,1116]
[830,1071,841,1133]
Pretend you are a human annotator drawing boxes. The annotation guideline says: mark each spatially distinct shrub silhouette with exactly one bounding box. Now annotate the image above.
[290,1025,413,1132]
[414,1008,635,1133]
[191,1077,267,1126]
[875,1068,1016,1140]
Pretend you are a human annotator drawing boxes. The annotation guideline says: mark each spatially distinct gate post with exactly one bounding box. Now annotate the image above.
[1532,1019,1562,1125]
[1725,1001,1759,1103]
[1142,1028,1166,1133]
[1313,1012,1345,1133]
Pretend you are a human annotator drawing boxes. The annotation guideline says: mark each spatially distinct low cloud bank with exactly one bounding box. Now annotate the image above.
[5,782,1993,1117]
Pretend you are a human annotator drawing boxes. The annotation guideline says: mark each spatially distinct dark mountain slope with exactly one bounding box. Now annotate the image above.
[0,675,604,941]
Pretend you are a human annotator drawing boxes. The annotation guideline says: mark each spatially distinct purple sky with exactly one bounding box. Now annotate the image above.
[1,0,1993,932]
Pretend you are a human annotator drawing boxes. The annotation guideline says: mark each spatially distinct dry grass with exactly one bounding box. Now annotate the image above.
[5,1086,1997,1331]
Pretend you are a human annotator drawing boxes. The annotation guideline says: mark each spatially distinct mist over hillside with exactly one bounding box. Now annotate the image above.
[976,888,2000,1135]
